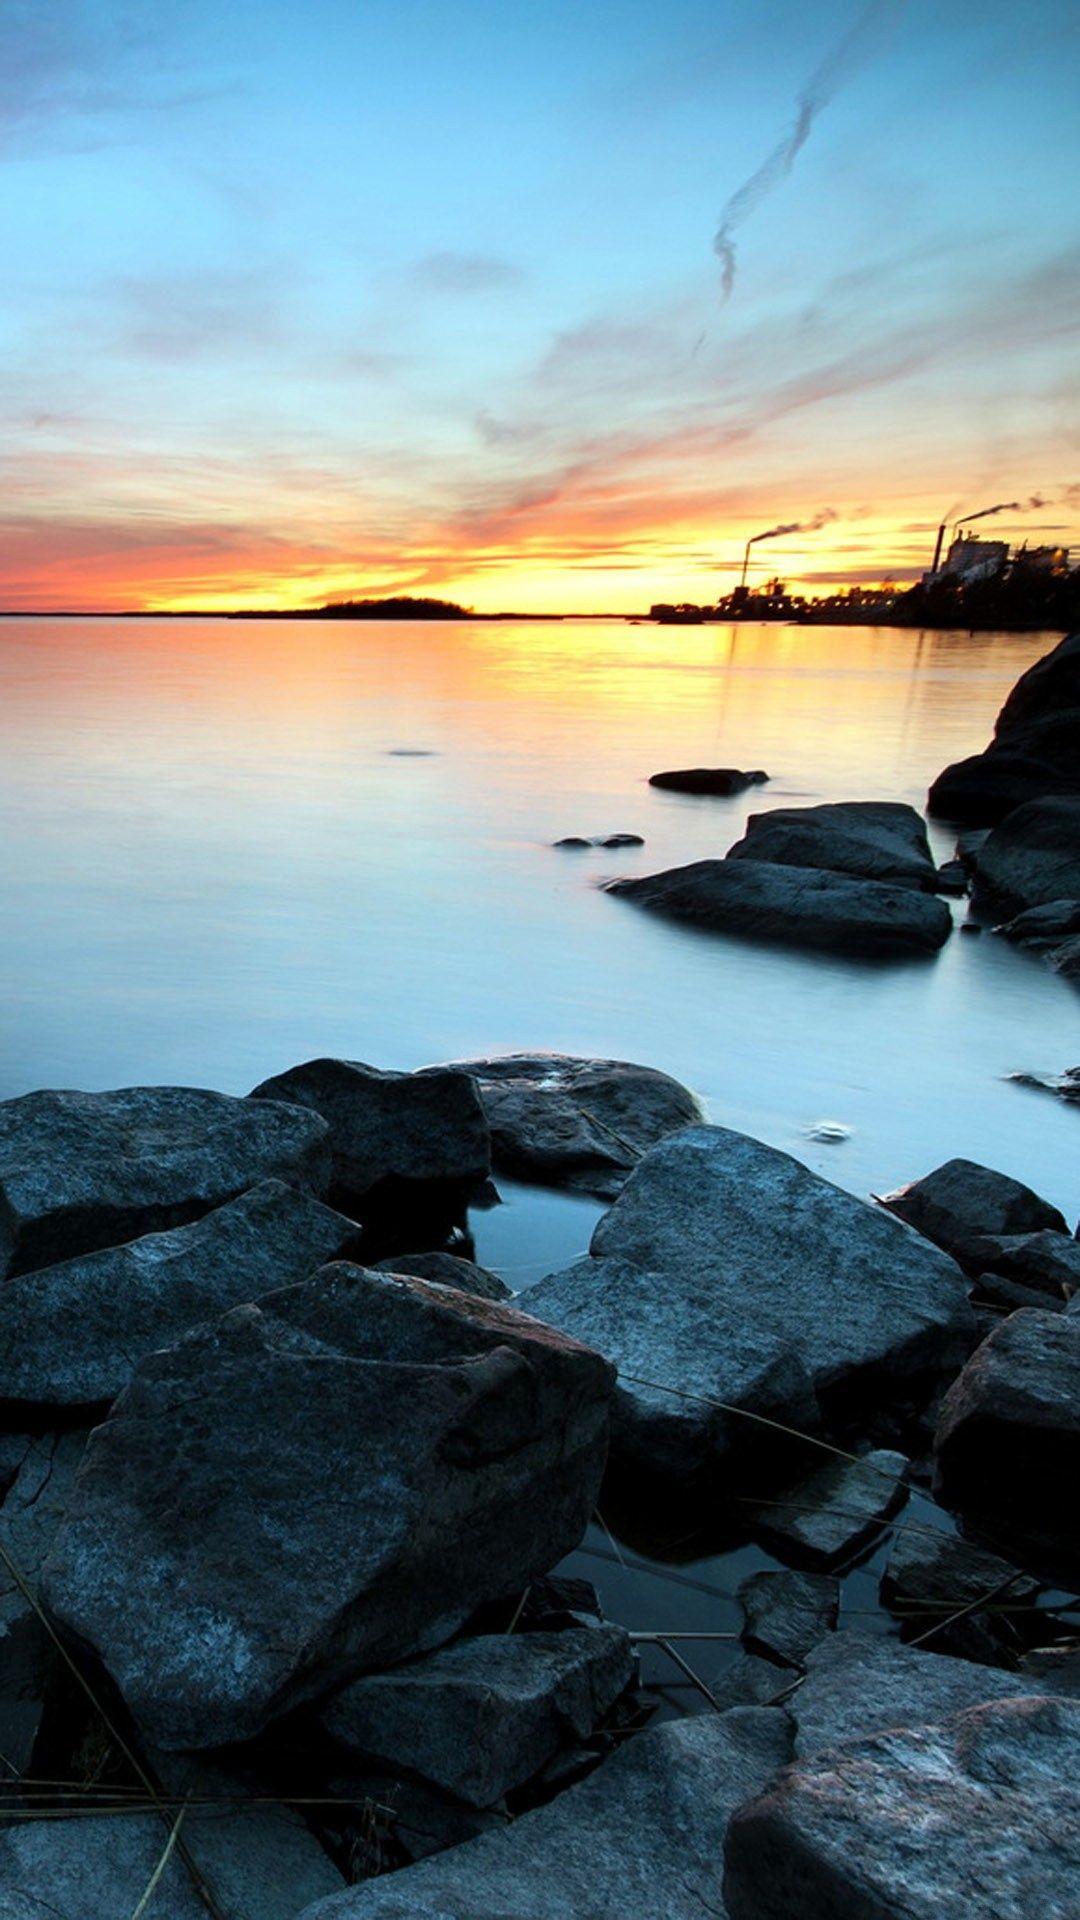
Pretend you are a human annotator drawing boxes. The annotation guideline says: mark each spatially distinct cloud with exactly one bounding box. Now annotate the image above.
[409,252,525,295]
[112,269,286,361]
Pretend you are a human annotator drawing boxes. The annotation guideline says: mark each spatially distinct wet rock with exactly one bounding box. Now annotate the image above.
[1050,933,1080,979]
[881,1526,1039,1633]
[552,836,593,849]
[0,1431,86,1776]
[727,801,939,892]
[297,1707,793,1920]
[319,1626,633,1807]
[790,1628,1072,1760]
[374,1249,511,1301]
[934,1308,1080,1588]
[0,1182,360,1410]
[738,1570,839,1669]
[971,794,1080,912]
[1008,1063,1080,1104]
[553,833,643,849]
[608,859,953,957]
[443,1053,702,1199]
[249,1058,490,1216]
[725,1695,1080,1920]
[43,1266,614,1749]
[935,859,968,894]
[956,828,990,868]
[0,1813,209,1917]
[0,1085,331,1280]
[880,1157,1066,1270]
[998,897,1080,948]
[743,1448,908,1570]
[965,1228,1080,1302]
[648,766,768,795]
[929,630,1080,823]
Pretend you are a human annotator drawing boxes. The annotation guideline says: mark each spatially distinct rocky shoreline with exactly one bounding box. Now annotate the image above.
[0,635,1076,1916]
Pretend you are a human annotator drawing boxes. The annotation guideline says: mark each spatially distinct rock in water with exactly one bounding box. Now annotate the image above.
[965,1229,1080,1302]
[607,860,953,958]
[296,1708,793,1920]
[726,801,939,892]
[0,1182,360,1409]
[319,1626,633,1806]
[526,1128,975,1489]
[970,795,1080,912]
[648,767,768,795]
[443,1053,702,1199]
[933,1309,1080,1589]
[928,629,1080,823]
[998,898,1080,949]
[42,1266,614,1748]
[879,1158,1067,1269]
[0,1085,331,1279]
[881,1527,1038,1629]
[724,1696,1080,1920]
[374,1249,511,1300]
[738,1570,839,1669]
[742,1449,908,1570]
[249,1058,490,1213]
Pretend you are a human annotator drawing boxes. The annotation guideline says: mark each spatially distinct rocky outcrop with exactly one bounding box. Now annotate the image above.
[319,1625,633,1806]
[0,1182,359,1409]
[969,795,1080,913]
[526,1128,975,1489]
[933,1309,1080,1588]
[297,1708,793,1920]
[648,767,768,795]
[249,1059,490,1218]
[443,1053,702,1199]
[880,1158,1067,1270]
[0,1085,331,1279]
[725,1695,1080,1920]
[42,1266,614,1748]
[374,1249,511,1300]
[726,801,939,892]
[742,1449,908,1570]
[607,859,953,957]
[928,630,1080,824]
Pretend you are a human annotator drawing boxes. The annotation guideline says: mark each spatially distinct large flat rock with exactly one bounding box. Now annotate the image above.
[0,1181,359,1409]
[727,801,938,892]
[43,1267,614,1748]
[0,1085,331,1278]
[442,1053,702,1198]
[297,1708,793,1920]
[607,859,952,957]
[725,1695,1080,1920]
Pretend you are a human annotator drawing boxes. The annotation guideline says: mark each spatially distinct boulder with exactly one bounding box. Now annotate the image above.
[881,1527,1039,1631]
[880,1158,1066,1270]
[648,767,768,795]
[249,1059,490,1215]
[965,1229,1080,1302]
[0,1814,209,1918]
[374,1249,511,1301]
[726,801,938,892]
[296,1708,793,1920]
[928,630,1080,823]
[724,1695,1080,1920]
[0,1430,86,1777]
[971,795,1080,912]
[974,1269,1067,1314]
[934,1309,1080,1588]
[442,1054,702,1199]
[790,1628,1072,1761]
[935,859,968,895]
[607,859,953,958]
[738,1570,839,1669]
[998,897,1080,948]
[711,1651,794,1711]
[319,1625,633,1807]
[742,1448,908,1570]
[42,1266,614,1749]
[0,1182,360,1410]
[0,1085,331,1280]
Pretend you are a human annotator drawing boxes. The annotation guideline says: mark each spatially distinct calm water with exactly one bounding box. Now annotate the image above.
[1,614,1076,1700]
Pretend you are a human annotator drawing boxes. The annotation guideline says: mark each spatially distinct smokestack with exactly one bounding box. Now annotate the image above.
[740,539,753,588]
[931,523,946,574]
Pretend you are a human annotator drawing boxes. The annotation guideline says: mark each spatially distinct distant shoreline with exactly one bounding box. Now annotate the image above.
[0,608,1069,633]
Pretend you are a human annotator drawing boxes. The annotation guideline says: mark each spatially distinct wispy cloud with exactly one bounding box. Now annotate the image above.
[409,252,525,295]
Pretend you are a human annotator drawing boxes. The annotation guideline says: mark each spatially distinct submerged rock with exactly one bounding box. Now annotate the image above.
[648,766,768,795]
[607,859,953,958]
[1007,1063,1080,1104]
[319,1625,633,1807]
[553,833,643,849]
[929,630,1080,823]
[374,1249,511,1301]
[743,1448,908,1570]
[0,1181,359,1409]
[880,1158,1067,1270]
[933,1309,1080,1588]
[443,1053,702,1199]
[725,1695,1080,1920]
[249,1058,490,1213]
[738,1570,839,1669]
[0,1085,331,1279]
[526,1127,975,1489]
[43,1266,614,1748]
[726,801,939,892]
[296,1708,793,1920]
[971,794,1080,912]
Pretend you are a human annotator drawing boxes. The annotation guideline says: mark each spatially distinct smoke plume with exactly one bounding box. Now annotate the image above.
[713,0,907,299]
[955,495,1047,527]
[748,509,837,546]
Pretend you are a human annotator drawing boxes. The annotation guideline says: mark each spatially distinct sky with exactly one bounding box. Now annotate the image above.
[1,0,1078,612]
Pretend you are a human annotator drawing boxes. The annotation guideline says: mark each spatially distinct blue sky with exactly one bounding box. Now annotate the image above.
[2,0,1077,608]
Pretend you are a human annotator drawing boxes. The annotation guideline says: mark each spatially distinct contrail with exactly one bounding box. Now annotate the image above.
[713,1,907,299]
[955,495,1047,527]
